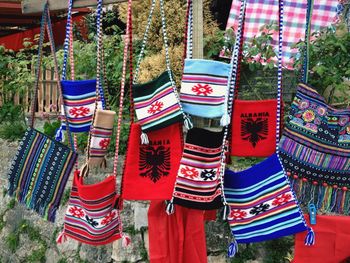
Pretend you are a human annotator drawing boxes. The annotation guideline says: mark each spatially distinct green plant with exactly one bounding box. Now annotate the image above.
[262,236,294,263]
[61,189,71,206]
[6,232,19,252]
[292,22,350,104]
[230,243,259,263]
[0,121,27,141]
[7,199,16,210]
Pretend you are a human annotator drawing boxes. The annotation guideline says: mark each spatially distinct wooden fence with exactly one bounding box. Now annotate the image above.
[0,67,60,115]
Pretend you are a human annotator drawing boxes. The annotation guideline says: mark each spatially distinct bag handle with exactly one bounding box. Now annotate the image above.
[301,0,314,84]
[30,2,75,150]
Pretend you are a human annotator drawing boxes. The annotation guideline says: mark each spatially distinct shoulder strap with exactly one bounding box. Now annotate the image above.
[301,0,314,83]
[31,3,75,149]
[133,0,172,84]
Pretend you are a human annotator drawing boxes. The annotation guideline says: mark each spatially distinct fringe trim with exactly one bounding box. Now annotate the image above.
[288,174,350,214]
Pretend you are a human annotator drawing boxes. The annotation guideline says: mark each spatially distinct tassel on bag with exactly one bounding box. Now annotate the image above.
[165,201,175,215]
[227,239,238,258]
[304,228,315,246]
[140,132,149,144]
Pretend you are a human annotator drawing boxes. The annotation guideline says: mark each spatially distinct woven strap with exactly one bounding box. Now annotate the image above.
[185,0,193,59]
[112,0,133,177]
[30,3,74,149]
[85,0,105,162]
[217,0,247,208]
[302,0,314,83]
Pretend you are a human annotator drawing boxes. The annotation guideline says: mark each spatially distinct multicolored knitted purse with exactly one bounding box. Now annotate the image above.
[132,0,190,144]
[180,0,230,120]
[121,3,184,200]
[7,4,77,222]
[87,4,116,167]
[56,0,133,246]
[278,0,350,215]
[222,1,313,256]
[55,0,108,138]
[166,127,224,211]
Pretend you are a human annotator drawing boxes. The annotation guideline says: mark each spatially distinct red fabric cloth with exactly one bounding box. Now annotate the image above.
[122,122,183,200]
[231,99,277,157]
[148,201,208,263]
[0,15,86,52]
[293,215,350,263]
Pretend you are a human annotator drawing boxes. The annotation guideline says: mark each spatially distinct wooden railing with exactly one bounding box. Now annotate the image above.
[0,67,60,115]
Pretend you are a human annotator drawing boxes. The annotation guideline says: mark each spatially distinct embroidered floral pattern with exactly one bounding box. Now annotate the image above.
[191,84,213,96]
[228,209,247,220]
[147,101,164,115]
[249,203,270,216]
[316,106,326,116]
[272,193,292,206]
[339,116,349,126]
[99,138,111,150]
[180,166,199,179]
[298,100,309,110]
[302,110,316,123]
[69,206,85,218]
[101,211,116,225]
[200,169,216,181]
[85,215,98,227]
[69,106,90,118]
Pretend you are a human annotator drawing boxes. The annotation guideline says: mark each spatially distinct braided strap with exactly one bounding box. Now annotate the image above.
[217,0,247,210]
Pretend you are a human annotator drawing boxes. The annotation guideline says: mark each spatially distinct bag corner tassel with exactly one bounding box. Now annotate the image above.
[56,230,67,244]
[184,114,193,130]
[304,227,315,246]
[122,234,131,248]
[165,201,175,215]
[55,125,65,142]
[220,112,230,127]
[140,132,149,144]
[227,238,238,258]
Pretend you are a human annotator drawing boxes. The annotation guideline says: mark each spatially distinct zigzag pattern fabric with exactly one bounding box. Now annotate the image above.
[279,83,350,214]
[62,173,122,245]
[61,79,97,133]
[133,72,183,132]
[88,110,116,167]
[172,128,224,210]
[7,128,77,222]
[180,59,230,118]
[224,154,308,243]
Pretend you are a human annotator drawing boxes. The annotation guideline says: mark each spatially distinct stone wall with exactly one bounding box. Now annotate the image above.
[0,138,244,263]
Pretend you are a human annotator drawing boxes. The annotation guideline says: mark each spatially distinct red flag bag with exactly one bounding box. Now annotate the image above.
[121,1,184,201]
[229,2,281,158]
[56,0,132,246]
[293,215,350,263]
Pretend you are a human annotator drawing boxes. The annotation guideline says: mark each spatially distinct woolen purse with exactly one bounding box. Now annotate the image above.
[132,0,190,144]
[222,1,314,257]
[7,4,77,222]
[278,0,350,215]
[167,127,224,211]
[180,0,230,119]
[56,0,132,246]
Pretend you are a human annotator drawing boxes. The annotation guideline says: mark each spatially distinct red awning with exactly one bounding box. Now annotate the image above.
[0,14,87,51]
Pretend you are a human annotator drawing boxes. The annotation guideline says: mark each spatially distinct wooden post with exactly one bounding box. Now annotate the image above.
[191,0,208,127]
[192,0,204,59]
[22,0,128,14]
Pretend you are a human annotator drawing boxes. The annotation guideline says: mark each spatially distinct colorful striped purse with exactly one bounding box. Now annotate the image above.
[180,0,230,120]
[132,0,190,144]
[279,0,350,215]
[122,2,184,201]
[87,6,116,167]
[222,1,313,256]
[166,127,224,211]
[56,0,132,245]
[7,4,77,222]
[55,0,108,138]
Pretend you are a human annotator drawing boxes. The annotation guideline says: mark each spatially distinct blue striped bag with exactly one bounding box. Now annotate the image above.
[220,0,314,257]
[179,0,230,120]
